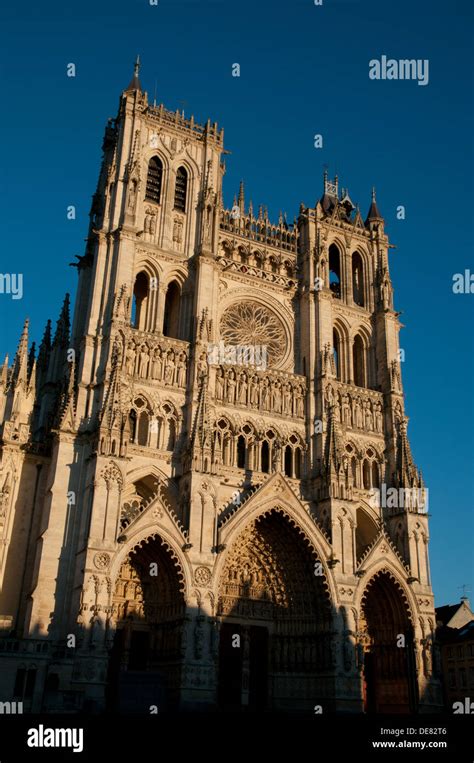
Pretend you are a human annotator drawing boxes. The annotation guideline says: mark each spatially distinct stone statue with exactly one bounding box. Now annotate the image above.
[375,402,383,432]
[272,440,282,472]
[238,373,248,404]
[125,341,136,376]
[164,352,175,385]
[226,370,236,404]
[215,368,224,400]
[249,376,259,406]
[151,347,163,380]
[176,352,186,387]
[273,381,282,413]
[139,345,149,378]
[261,379,270,411]
[365,401,374,431]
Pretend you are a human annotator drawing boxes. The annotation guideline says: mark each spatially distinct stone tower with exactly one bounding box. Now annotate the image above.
[0,62,441,714]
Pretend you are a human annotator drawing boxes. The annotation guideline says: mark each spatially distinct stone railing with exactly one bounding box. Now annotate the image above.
[213,365,306,419]
[147,104,224,145]
[216,254,296,289]
[220,209,298,253]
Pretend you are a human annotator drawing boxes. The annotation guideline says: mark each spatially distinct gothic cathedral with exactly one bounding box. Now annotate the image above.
[0,63,442,713]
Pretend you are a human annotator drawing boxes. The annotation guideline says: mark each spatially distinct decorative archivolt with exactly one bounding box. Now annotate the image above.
[114,529,188,596]
[358,567,415,628]
[350,322,372,345]
[217,506,334,620]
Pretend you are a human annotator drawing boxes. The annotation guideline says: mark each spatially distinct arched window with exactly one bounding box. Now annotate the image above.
[132,271,149,330]
[166,419,176,450]
[329,244,341,299]
[284,445,292,477]
[351,456,358,487]
[294,447,301,478]
[145,156,163,204]
[352,252,365,307]
[353,335,366,387]
[261,441,270,473]
[363,459,371,489]
[128,410,137,443]
[237,435,246,469]
[372,461,380,489]
[174,166,188,212]
[333,329,341,380]
[137,411,149,447]
[163,281,181,339]
[223,433,231,466]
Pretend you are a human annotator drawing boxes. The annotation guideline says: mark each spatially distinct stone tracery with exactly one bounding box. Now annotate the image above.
[220,301,286,368]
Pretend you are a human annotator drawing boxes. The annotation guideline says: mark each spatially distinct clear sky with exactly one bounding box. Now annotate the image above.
[0,0,472,607]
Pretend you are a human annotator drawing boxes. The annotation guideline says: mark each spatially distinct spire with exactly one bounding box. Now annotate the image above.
[37,320,52,372]
[365,186,383,225]
[10,318,29,388]
[52,294,70,349]
[27,342,36,383]
[395,416,420,489]
[191,354,212,470]
[238,180,245,214]
[100,340,123,431]
[125,55,142,93]
[47,295,71,385]
[321,170,338,215]
[324,405,342,476]
[57,357,77,431]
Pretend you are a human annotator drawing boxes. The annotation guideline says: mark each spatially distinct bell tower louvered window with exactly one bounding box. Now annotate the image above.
[145,156,163,203]
[174,166,188,212]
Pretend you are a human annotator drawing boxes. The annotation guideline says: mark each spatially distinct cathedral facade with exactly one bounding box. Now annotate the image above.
[0,63,442,714]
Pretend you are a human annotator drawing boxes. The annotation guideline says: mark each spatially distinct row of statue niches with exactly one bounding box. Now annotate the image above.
[124,340,187,386]
[327,388,384,433]
[215,367,305,418]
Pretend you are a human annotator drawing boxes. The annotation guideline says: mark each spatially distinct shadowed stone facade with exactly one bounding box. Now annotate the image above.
[0,61,442,714]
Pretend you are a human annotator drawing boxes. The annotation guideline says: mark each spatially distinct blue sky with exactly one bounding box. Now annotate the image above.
[0,0,472,606]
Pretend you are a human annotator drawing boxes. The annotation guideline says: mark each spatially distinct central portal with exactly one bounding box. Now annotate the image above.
[217,509,333,712]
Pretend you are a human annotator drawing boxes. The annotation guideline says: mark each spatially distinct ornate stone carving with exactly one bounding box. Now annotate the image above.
[100,462,123,490]
[194,566,212,587]
[220,301,286,368]
[93,552,110,570]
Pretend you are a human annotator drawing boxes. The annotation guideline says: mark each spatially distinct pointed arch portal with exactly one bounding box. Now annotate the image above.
[359,571,418,713]
[217,509,333,711]
[107,535,185,712]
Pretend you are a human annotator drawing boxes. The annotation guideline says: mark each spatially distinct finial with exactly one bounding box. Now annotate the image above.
[372,187,376,201]
[459,584,471,602]
[238,180,245,211]
[134,55,141,78]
